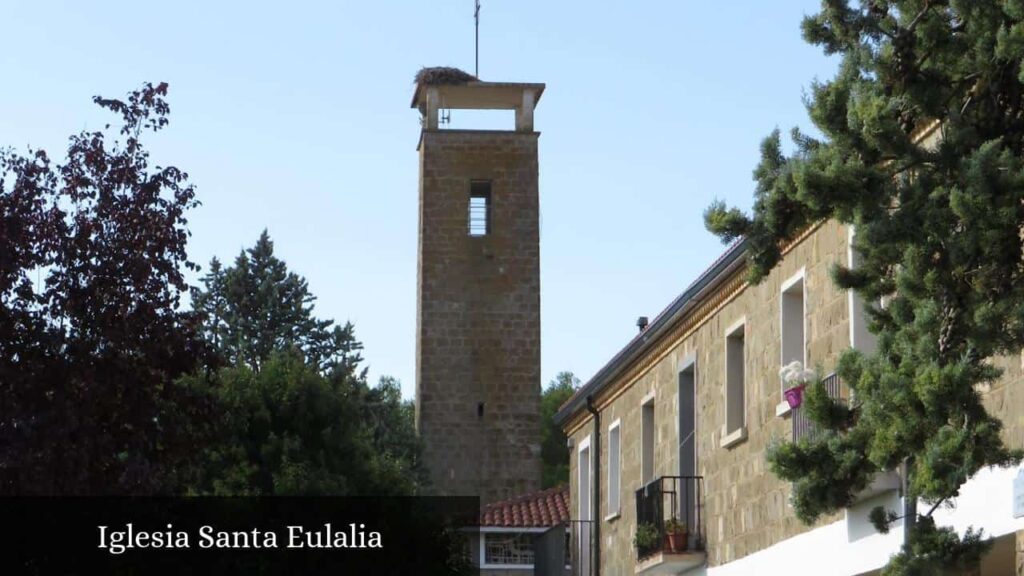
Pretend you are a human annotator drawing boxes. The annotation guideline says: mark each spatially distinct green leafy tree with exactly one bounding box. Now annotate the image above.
[371,376,429,490]
[704,2,1024,573]
[185,354,423,496]
[0,83,212,494]
[364,375,428,491]
[541,372,579,488]
[193,230,361,373]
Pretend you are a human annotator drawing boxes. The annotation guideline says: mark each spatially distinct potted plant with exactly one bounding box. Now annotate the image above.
[664,517,688,552]
[783,383,806,409]
[633,522,660,554]
[780,361,816,409]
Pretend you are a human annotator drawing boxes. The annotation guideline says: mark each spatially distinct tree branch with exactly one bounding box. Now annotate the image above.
[924,496,947,518]
[905,1,932,35]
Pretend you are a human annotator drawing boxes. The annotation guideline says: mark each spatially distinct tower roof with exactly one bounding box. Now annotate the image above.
[410,67,545,112]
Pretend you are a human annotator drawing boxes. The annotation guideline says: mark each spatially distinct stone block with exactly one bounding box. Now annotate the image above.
[417,130,542,504]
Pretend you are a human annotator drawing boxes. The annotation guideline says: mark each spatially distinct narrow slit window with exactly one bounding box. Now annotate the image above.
[848,228,878,354]
[607,421,621,515]
[725,323,746,435]
[780,272,806,374]
[469,181,491,236]
[641,398,655,485]
[577,438,592,576]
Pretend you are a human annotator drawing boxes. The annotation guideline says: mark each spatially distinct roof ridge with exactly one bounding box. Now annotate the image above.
[555,237,748,416]
[482,484,567,506]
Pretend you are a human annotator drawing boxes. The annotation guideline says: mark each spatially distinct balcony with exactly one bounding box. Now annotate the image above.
[791,373,900,502]
[634,476,706,575]
[791,372,844,442]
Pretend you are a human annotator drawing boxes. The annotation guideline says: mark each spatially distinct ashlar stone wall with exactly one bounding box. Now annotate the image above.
[568,220,852,573]
[568,217,1024,573]
[416,129,542,504]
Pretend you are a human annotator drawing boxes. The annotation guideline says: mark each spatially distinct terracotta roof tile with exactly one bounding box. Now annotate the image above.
[480,485,570,528]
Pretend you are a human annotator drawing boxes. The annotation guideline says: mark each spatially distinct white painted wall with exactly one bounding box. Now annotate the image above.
[706,464,1024,576]
[708,507,902,576]
[927,465,1024,540]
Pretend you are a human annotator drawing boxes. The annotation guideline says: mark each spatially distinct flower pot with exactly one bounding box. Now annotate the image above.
[784,384,806,409]
[666,531,688,553]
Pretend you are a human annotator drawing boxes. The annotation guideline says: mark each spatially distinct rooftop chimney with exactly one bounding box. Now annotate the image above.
[637,316,649,332]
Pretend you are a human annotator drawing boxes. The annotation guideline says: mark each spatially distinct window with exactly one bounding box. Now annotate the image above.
[478,528,572,570]
[607,420,621,516]
[469,181,491,236]
[678,358,696,478]
[483,532,534,566]
[779,270,806,417]
[848,227,878,353]
[577,436,592,576]
[678,358,698,529]
[780,271,806,370]
[641,395,655,485]
[723,320,746,447]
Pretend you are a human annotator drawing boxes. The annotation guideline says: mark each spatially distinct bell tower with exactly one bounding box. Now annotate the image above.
[413,70,544,503]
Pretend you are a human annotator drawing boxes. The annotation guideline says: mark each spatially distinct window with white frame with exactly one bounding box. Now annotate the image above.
[725,320,746,437]
[641,396,655,485]
[477,528,572,569]
[607,420,621,515]
[578,436,592,576]
[780,270,806,392]
[483,532,534,566]
[848,227,879,353]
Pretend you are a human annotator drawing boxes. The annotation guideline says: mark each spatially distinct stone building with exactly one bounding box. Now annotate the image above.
[413,69,544,504]
[553,125,1024,575]
[470,485,572,575]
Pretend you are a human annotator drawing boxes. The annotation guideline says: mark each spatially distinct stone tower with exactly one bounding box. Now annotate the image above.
[413,72,544,504]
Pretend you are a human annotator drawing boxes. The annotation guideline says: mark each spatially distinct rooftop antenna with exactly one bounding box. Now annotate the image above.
[474,0,481,78]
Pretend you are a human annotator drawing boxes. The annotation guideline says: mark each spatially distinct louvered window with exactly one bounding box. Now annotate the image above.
[469,181,491,236]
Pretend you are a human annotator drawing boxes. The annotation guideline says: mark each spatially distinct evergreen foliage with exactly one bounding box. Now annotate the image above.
[705,2,1024,572]
[193,231,362,374]
[189,235,424,495]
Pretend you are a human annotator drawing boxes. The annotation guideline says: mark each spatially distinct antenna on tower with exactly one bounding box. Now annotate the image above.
[474,0,481,78]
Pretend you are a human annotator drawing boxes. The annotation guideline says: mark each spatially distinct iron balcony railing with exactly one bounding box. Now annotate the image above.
[634,475,705,561]
[792,372,845,442]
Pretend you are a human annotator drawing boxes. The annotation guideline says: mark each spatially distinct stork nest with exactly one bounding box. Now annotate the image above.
[415,67,477,85]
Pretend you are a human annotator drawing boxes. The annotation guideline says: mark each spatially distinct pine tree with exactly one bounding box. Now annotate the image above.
[193,257,228,353]
[188,234,423,495]
[193,230,361,373]
[703,2,1024,573]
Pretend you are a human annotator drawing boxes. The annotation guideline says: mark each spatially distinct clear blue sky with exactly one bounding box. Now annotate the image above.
[0,1,836,398]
